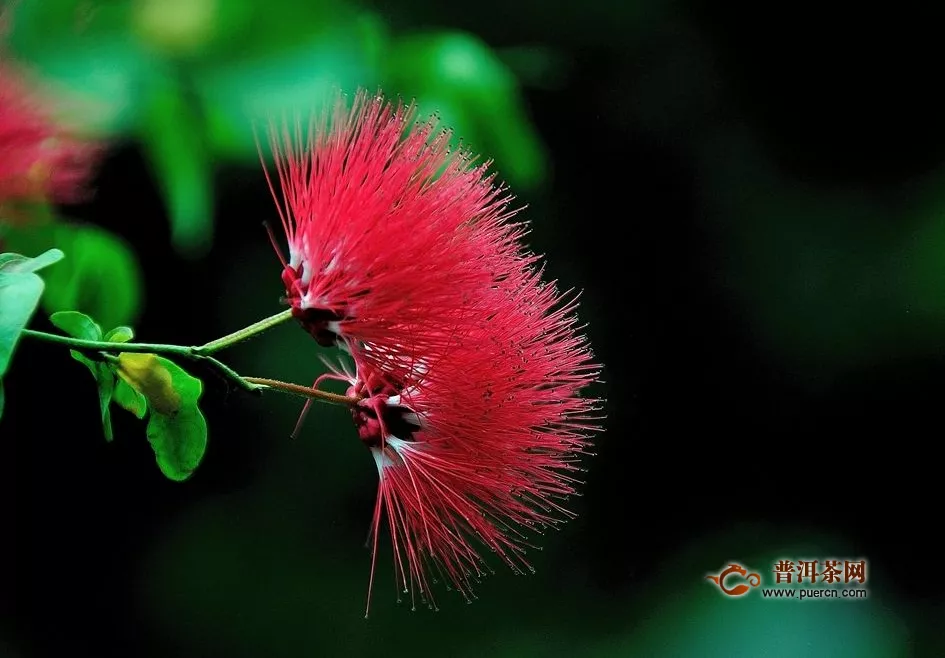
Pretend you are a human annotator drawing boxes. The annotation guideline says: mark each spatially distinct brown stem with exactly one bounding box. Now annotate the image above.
[243,376,361,406]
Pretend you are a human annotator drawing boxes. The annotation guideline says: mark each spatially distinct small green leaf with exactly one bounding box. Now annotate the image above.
[146,404,208,482]
[114,378,147,419]
[105,326,135,343]
[96,371,116,441]
[50,310,103,341]
[67,348,116,441]
[139,357,207,482]
[52,310,119,441]
[0,270,46,378]
[57,320,143,429]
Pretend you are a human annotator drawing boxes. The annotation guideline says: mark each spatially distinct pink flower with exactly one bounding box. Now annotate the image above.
[265,88,602,614]
[261,90,529,382]
[325,261,600,615]
[0,60,102,215]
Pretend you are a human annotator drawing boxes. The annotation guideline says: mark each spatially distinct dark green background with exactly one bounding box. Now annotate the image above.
[3,0,943,656]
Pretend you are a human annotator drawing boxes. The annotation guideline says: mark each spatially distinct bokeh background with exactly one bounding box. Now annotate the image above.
[2,0,943,655]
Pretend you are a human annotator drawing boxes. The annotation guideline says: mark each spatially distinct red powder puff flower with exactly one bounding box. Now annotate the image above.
[266,87,602,614]
[320,258,601,615]
[0,61,102,216]
[261,90,533,383]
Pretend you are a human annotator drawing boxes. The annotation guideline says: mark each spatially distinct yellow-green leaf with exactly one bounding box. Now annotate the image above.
[132,356,208,482]
[105,326,135,343]
[116,353,180,415]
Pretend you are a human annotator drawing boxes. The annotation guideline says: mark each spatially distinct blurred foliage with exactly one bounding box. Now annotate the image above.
[1,216,143,330]
[384,31,547,189]
[140,64,213,250]
[6,0,548,256]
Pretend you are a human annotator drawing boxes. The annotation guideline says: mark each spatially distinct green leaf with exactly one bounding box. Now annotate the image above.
[95,324,145,424]
[50,310,103,341]
[47,310,121,439]
[0,247,67,379]
[105,326,135,343]
[0,248,65,273]
[0,271,45,378]
[102,325,142,418]
[47,310,116,439]
[92,365,116,441]
[2,223,143,330]
[114,378,147,419]
[146,404,208,482]
[137,356,207,481]
[66,348,116,442]
[153,356,204,406]
[0,248,65,377]
[116,353,207,479]
[140,67,213,257]
[116,353,182,416]
[383,31,548,189]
